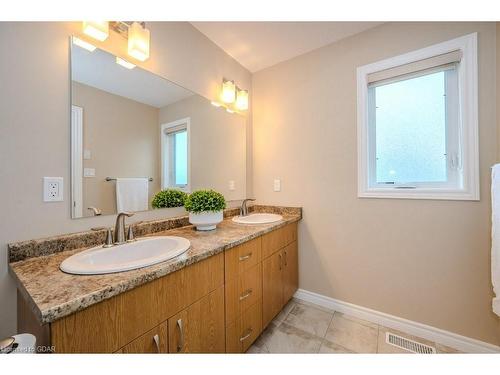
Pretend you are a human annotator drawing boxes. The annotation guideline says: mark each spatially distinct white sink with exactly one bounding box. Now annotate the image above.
[232,213,283,225]
[60,236,190,275]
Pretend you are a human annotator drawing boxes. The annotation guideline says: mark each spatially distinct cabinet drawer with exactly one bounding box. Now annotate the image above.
[262,223,297,259]
[225,237,261,281]
[119,322,168,353]
[225,263,262,324]
[226,302,262,353]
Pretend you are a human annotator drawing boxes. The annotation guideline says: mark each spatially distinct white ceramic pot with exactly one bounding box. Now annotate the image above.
[189,210,223,231]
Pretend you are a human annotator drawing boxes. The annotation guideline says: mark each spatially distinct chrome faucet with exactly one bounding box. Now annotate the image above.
[87,207,102,216]
[114,212,134,245]
[240,199,256,216]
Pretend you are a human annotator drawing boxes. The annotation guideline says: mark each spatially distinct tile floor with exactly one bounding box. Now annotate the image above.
[247,299,462,354]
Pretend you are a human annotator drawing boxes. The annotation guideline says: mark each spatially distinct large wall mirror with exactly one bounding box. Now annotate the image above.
[70,39,247,219]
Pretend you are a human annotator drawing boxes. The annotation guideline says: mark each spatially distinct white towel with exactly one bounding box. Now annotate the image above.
[491,164,500,316]
[115,178,149,213]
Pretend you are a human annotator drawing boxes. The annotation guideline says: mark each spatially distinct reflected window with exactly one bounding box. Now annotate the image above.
[161,118,189,190]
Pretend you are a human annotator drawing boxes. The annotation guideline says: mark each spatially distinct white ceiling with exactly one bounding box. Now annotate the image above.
[71,46,194,108]
[191,22,383,73]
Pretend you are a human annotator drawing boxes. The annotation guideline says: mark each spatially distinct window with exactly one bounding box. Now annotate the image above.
[161,118,190,191]
[357,33,479,200]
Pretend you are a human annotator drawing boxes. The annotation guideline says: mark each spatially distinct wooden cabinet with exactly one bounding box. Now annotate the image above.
[262,223,298,328]
[118,322,168,353]
[283,241,298,304]
[168,286,225,353]
[226,301,262,353]
[41,222,298,353]
[262,250,284,328]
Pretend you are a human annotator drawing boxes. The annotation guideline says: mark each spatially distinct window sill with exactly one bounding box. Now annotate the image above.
[358,188,479,201]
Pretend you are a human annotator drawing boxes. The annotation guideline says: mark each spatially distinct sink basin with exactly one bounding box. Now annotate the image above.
[60,236,190,275]
[232,213,283,225]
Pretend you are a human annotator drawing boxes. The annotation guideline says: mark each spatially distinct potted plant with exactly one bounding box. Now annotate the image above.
[185,189,226,231]
[151,189,188,209]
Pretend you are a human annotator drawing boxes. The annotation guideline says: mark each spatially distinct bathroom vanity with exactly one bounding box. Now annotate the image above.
[9,206,300,353]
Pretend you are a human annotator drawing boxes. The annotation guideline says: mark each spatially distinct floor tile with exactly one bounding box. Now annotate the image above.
[273,299,297,326]
[319,339,355,353]
[377,326,436,354]
[284,302,334,337]
[333,312,378,329]
[259,322,323,353]
[324,312,378,353]
[293,298,335,314]
[246,344,264,353]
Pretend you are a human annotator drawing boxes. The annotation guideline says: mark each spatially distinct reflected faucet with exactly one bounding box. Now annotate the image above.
[87,207,102,216]
[114,212,134,245]
[240,199,256,217]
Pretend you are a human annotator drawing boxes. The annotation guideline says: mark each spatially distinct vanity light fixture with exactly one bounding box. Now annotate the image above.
[221,79,236,104]
[72,36,96,52]
[116,57,136,70]
[128,22,150,62]
[82,21,109,42]
[235,88,249,111]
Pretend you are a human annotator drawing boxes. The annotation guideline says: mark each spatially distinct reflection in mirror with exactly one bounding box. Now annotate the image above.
[70,39,246,219]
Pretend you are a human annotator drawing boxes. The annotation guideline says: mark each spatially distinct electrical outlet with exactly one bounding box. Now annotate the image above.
[43,177,63,202]
[273,179,281,192]
[229,180,236,191]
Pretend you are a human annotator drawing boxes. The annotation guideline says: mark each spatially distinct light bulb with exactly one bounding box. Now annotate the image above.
[235,89,249,111]
[82,21,109,42]
[128,22,150,62]
[221,79,236,104]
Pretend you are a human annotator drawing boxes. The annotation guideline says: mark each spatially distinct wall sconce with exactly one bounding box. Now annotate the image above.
[235,88,249,111]
[128,22,150,62]
[221,79,236,104]
[72,36,96,52]
[82,21,109,42]
[116,57,136,70]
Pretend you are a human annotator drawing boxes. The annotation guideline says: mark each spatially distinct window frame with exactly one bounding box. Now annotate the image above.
[161,117,191,192]
[356,33,479,200]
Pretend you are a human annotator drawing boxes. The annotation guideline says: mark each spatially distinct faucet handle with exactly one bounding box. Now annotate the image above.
[127,225,135,242]
[103,228,114,248]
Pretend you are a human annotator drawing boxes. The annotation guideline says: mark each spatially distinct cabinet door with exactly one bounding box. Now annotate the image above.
[168,286,225,353]
[283,241,298,304]
[262,250,284,328]
[120,321,168,353]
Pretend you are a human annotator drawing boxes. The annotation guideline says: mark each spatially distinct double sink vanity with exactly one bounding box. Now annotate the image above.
[9,205,301,353]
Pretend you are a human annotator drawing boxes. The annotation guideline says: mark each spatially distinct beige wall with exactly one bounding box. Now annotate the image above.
[72,82,160,216]
[159,95,247,201]
[0,22,251,338]
[253,22,500,345]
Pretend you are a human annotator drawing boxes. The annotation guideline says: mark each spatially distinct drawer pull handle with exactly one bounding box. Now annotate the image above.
[279,254,282,270]
[176,318,184,352]
[239,328,253,342]
[239,289,253,301]
[284,250,288,266]
[153,334,160,353]
[239,253,252,261]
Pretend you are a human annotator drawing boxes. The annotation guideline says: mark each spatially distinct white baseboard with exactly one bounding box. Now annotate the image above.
[294,289,500,353]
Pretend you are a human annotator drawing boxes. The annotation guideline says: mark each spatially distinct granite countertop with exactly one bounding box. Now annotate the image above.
[9,208,301,325]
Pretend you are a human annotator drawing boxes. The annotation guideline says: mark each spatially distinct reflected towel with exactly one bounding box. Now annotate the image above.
[116,178,148,213]
[491,164,500,316]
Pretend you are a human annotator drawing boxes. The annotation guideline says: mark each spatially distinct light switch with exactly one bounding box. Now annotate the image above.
[84,168,95,177]
[229,180,236,191]
[273,179,281,192]
[83,149,91,160]
[43,177,63,202]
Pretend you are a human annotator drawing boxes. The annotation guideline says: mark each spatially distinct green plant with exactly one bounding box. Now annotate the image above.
[185,189,226,213]
[151,189,187,209]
